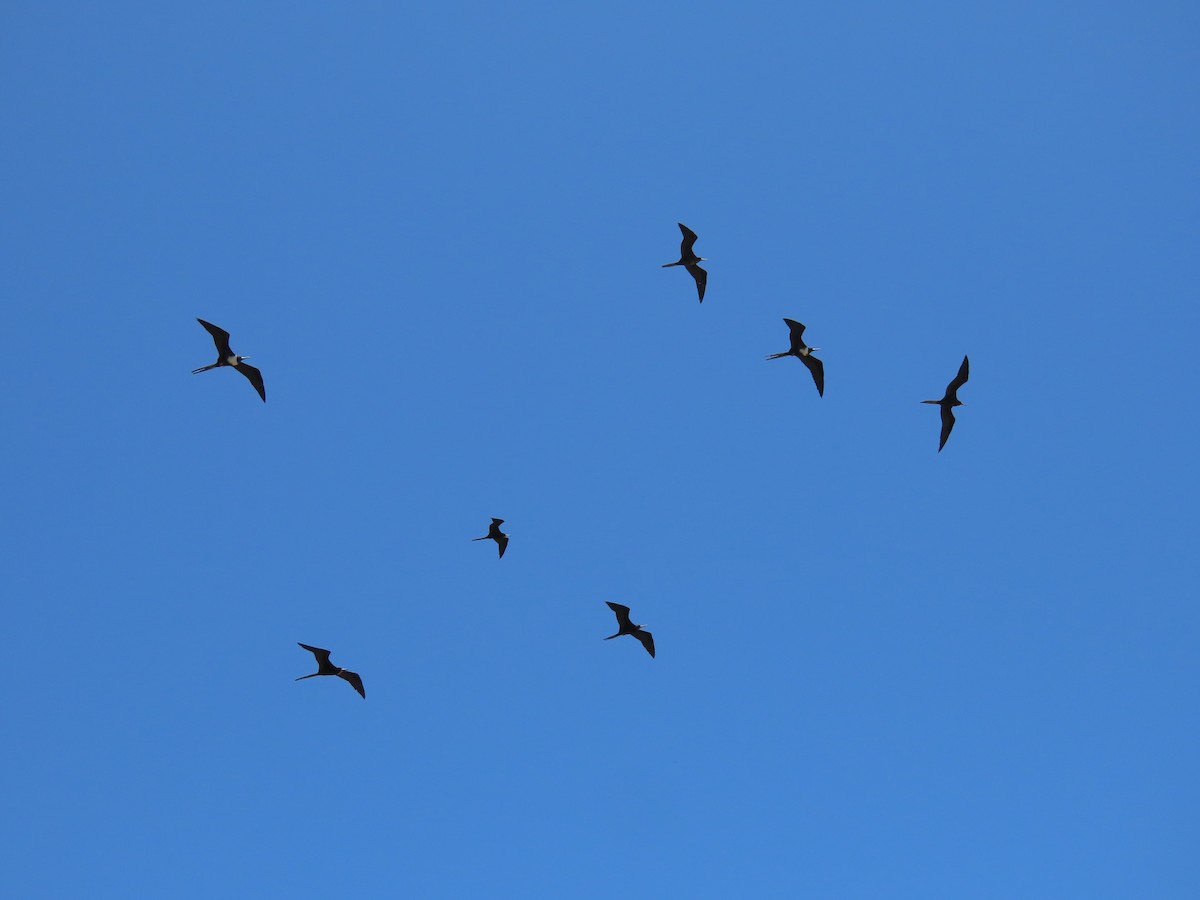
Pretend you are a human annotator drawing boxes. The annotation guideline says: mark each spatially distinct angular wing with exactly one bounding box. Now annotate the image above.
[606,601,633,631]
[338,669,366,699]
[235,362,266,402]
[496,533,509,559]
[800,353,824,397]
[197,318,233,357]
[635,629,655,658]
[783,318,807,345]
[687,263,707,302]
[298,643,332,667]
[678,222,699,258]
[947,355,969,397]
[938,405,956,452]
[491,518,505,527]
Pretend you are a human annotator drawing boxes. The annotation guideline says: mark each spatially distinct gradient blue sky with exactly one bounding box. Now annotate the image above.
[3,2,1198,897]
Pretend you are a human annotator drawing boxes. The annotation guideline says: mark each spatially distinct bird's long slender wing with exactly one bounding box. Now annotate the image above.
[635,629,655,658]
[947,355,969,396]
[678,222,699,258]
[197,318,233,357]
[783,319,807,349]
[938,405,956,452]
[235,362,266,402]
[800,353,824,397]
[298,643,332,667]
[687,264,707,302]
[338,669,366,699]
[496,534,509,559]
[606,602,634,630]
[491,518,505,527]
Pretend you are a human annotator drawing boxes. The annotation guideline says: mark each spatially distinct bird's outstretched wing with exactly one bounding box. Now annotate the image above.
[635,629,655,658]
[606,601,633,630]
[947,355,969,396]
[235,362,266,402]
[298,643,332,667]
[783,319,807,349]
[491,518,505,527]
[800,353,824,397]
[687,263,707,302]
[678,222,699,258]
[197,318,233,357]
[496,533,509,558]
[338,669,366,699]
[938,405,957,452]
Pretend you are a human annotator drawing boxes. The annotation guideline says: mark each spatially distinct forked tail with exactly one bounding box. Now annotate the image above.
[295,673,320,681]
[766,352,789,360]
[192,363,219,374]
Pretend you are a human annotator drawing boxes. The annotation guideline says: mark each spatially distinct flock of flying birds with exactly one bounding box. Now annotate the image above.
[193,222,970,698]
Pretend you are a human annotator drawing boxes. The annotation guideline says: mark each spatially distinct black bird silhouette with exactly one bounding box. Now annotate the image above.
[472,517,509,558]
[766,318,824,397]
[604,601,655,658]
[295,643,365,698]
[192,318,266,402]
[662,222,707,302]
[922,355,970,451]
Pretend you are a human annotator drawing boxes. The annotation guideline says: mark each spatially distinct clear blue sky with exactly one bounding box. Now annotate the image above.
[3,2,1198,897]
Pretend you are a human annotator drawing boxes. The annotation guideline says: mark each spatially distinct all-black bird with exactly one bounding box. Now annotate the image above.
[922,355,969,452]
[766,318,824,397]
[295,643,365,699]
[603,601,655,658]
[192,318,266,402]
[662,222,707,302]
[473,517,509,558]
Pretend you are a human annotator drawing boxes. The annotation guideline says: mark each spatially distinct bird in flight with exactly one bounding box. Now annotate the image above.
[192,318,266,402]
[766,318,824,397]
[295,643,365,698]
[603,601,655,658]
[922,355,969,451]
[473,517,509,558]
[662,222,707,302]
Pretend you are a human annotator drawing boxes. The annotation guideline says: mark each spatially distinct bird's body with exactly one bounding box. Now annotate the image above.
[192,318,266,402]
[295,643,365,698]
[922,355,970,451]
[662,222,707,302]
[473,517,509,558]
[766,318,824,397]
[603,601,655,658]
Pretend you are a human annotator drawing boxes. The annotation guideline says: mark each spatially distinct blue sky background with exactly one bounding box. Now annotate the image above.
[3,2,1198,896]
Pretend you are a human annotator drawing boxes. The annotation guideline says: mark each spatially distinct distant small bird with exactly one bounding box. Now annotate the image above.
[472,517,509,558]
[295,643,365,698]
[662,222,707,302]
[922,355,969,451]
[192,318,266,402]
[603,601,655,658]
[766,318,824,397]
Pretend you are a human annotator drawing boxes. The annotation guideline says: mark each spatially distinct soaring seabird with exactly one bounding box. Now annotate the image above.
[922,355,969,451]
[472,517,509,558]
[295,643,365,698]
[766,318,824,397]
[192,318,266,402]
[662,222,707,302]
[603,601,655,658]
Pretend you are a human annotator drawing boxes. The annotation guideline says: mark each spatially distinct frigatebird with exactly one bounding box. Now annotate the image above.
[766,318,824,397]
[192,318,266,402]
[922,355,969,452]
[603,601,655,658]
[295,643,365,699]
[472,517,509,558]
[662,222,707,302]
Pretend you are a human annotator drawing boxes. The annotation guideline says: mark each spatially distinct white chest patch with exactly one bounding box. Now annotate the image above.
[226,354,240,366]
